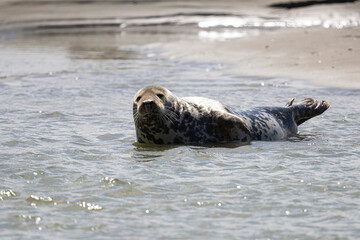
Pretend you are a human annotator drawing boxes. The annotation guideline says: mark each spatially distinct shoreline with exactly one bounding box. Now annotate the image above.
[0,0,359,89]
[163,27,360,89]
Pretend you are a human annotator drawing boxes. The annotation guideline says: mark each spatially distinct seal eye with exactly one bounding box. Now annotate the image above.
[157,94,164,100]
[135,96,141,102]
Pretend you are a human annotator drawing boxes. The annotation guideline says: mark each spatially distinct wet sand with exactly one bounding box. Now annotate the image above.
[165,27,360,89]
[0,0,359,88]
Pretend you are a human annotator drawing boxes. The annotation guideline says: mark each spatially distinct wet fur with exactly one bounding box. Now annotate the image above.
[133,86,330,144]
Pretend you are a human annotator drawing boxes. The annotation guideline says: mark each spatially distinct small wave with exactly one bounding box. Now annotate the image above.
[70,136,93,146]
[97,133,121,140]
[26,194,55,205]
[3,12,358,36]
[77,201,103,211]
[122,13,360,30]
[100,176,132,186]
[0,189,16,200]
[196,14,359,29]
[39,111,66,118]
[13,214,41,224]
[2,140,38,147]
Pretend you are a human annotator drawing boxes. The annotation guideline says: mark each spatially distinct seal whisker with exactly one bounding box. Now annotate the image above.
[133,112,139,120]
[165,111,177,121]
[133,111,142,126]
[163,112,175,125]
[160,114,170,126]
[164,107,179,121]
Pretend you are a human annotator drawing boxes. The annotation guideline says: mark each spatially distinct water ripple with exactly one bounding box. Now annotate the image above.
[0,11,359,239]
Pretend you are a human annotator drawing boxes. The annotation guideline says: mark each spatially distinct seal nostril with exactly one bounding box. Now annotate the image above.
[140,100,156,114]
[136,96,141,102]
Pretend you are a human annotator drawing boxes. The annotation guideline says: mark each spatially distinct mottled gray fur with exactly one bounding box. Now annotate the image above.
[133,86,330,144]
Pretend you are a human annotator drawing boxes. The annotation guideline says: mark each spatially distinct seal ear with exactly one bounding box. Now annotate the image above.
[213,112,251,142]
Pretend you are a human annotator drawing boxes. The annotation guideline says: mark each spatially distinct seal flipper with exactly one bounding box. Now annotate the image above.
[288,98,330,126]
[285,97,296,107]
[213,112,252,142]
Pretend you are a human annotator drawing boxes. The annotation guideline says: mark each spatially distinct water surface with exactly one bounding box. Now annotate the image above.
[1,16,360,240]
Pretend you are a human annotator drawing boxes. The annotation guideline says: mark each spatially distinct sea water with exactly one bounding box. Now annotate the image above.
[0,17,359,240]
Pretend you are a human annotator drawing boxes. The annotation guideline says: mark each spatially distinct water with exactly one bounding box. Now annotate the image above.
[1,16,360,240]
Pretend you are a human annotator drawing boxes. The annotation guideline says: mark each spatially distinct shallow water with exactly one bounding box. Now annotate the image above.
[1,22,360,240]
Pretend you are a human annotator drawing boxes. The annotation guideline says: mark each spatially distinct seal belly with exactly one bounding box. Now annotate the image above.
[237,107,298,140]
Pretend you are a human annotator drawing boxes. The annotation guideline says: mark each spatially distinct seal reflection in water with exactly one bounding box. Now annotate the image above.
[133,86,330,145]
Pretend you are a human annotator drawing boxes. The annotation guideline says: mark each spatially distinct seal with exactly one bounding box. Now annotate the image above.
[133,85,330,144]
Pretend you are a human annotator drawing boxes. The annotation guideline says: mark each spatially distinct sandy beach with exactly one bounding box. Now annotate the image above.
[0,0,359,88]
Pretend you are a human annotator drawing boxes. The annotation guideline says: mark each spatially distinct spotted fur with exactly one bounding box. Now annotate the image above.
[133,86,330,144]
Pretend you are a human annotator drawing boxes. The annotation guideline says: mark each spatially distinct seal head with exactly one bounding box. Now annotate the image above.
[133,85,251,144]
[133,86,180,144]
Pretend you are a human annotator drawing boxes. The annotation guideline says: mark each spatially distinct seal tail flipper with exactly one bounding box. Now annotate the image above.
[288,98,330,126]
[285,97,296,107]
